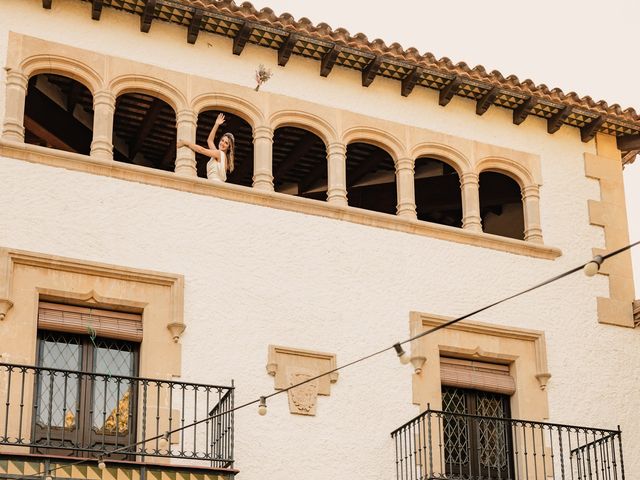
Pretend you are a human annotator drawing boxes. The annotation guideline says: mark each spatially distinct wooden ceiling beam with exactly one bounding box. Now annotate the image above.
[347,149,388,187]
[278,33,299,67]
[438,76,461,107]
[187,9,204,44]
[91,0,103,20]
[274,133,315,179]
[66,82,83,114]
[298,160,327,194]
[362,56,382,87]
[161,139,176,169]
[617,133,640,151]
[547,105,572,134]
[25,85,93,153]
[42,0,52,9]
[24,116,76,152]
[476,86,499,116]
[129,98,164,160]
[513,96,537,125]
[401,67,423,97]
[320,45,340,77]
[232,22,253,56]
[140,0,156,33]
[580,115,605,143]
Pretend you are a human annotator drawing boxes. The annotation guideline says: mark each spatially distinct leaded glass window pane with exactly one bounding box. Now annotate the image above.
[36,332,81,428]
[92,339,135,433]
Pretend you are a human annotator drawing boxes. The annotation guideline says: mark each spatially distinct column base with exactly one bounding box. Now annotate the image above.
[175,157,197,177]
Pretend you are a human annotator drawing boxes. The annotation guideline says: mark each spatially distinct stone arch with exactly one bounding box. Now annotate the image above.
[109,75,187,113]
[476,156,535,241]
[342,126,405,163]
[410,143,472,176]
[192,93,263,131]
[269,110,337,148]
[20,55,103,94]
[475,156,537,189]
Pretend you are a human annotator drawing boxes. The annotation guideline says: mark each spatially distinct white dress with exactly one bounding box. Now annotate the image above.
[206,151,227,182]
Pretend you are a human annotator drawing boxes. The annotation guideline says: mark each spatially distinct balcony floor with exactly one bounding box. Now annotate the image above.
[0,452,237,480]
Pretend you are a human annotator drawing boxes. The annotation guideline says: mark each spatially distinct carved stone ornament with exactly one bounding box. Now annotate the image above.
[287,368,320,416]
[167,322,186,343]
[0,299,13,321]
[267,345,338,416]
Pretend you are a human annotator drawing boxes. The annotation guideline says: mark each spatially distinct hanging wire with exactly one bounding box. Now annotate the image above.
[32,241,640,478]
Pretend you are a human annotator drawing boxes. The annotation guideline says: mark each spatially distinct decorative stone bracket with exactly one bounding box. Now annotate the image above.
[266,345,338,416]
[0,299,13,320]
[167,322,186,343]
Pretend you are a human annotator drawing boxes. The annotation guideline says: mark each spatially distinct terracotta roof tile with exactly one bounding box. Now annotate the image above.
[176,0,639,123]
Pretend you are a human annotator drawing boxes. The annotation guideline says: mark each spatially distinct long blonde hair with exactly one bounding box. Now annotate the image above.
[221,132,235,173]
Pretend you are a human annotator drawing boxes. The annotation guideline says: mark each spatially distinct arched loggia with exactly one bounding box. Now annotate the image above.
[272,126,327,201]
[195,110,253,186]
[23,73,94,156]
[479,171,525,240]
[346,142,396,215]
[414,157,463,227]
[113,92,176,170]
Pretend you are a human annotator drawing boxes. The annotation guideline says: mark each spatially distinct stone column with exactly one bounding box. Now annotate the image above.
[460,172,482,232]
[1,69,28,142]
[326,142,347,206]
[522,184,543,243]
[90,90,116,160]
[395,157,417,219]
[175,109,198,177]
[253,125,274,191]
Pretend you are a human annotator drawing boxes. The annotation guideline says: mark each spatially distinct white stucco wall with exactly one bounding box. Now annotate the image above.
[1,1,639,479]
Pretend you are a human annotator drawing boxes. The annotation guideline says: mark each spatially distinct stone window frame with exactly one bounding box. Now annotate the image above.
[0,247,185,452]
[408,311,551,421]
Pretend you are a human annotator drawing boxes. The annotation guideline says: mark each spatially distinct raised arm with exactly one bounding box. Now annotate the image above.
[177,113,226,161]
[176,140,221,159]
[207,113,225,149]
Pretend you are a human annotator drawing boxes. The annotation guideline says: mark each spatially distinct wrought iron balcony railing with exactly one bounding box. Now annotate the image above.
[391,408,624,480]
[0,363,234,468]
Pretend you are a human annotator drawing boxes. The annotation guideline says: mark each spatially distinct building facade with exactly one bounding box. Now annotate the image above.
[0,1,639,479]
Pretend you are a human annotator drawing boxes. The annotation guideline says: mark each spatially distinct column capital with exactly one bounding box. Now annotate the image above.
[253,125,274,141]
[327,142,346,155]
[176,109,198,124]
[93,90,116,107]
[460,171,479,184]
[395,157,414,171]
[522,184,540,198]
[5,68,28,86]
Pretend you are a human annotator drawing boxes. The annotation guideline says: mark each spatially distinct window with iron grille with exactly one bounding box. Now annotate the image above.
[442,385,514,478]
[33,306,140,458]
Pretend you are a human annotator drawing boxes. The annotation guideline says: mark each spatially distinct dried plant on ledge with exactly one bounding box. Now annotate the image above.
[254,64,273,91]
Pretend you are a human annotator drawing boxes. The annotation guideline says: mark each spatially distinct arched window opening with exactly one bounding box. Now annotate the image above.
[414,157,462,227]
[113,93,176,170]
[479,172,524,240]
[24,74,94,155]
[196,110,253,186]
[273,126,327,201]
[346,142,396,215]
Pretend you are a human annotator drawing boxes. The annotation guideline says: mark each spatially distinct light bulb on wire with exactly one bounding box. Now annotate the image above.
[583,255,604,277]
[159,431,169,450]
[258,396,267,416]
[394,343,410,365]
[97,459,106,470]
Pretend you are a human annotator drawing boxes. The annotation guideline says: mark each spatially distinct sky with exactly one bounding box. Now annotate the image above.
[249,0,640,291]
